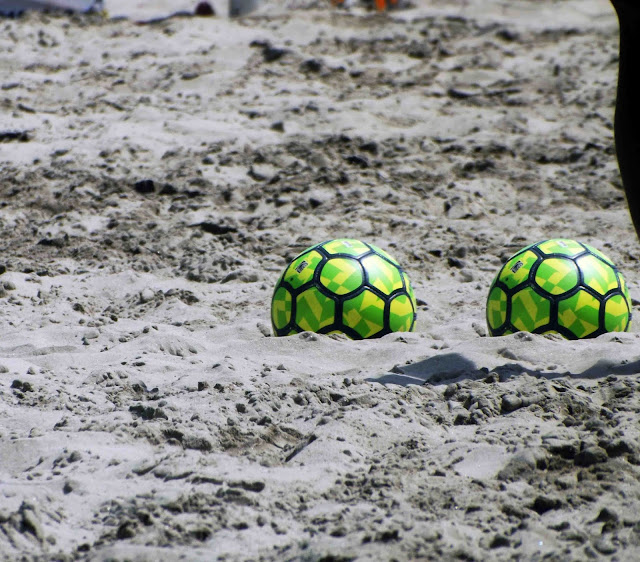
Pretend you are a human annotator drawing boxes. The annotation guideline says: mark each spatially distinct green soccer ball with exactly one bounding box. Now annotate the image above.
[271,238,417,339]
[486,239,632,339]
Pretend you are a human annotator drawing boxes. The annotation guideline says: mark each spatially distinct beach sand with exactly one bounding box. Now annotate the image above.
[1,0,639,560]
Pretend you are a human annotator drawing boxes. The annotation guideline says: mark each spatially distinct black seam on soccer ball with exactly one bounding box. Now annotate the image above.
[599,292,609,332]
[543,250,588,261]
[576,241,590,255]
[364,283,391,302]
[503,280,531,295]
[336,288,367,336]
[553,324,579,340]
[602,287,625,300]
[289,293,298,334]
[583,250,614,270]
[377,328,393,339]
[485,306,492,334]
[549,298,559,331]
[359,254,370,287]
[503,293,512,334]
[573,253,585,286]
[534,239,584,260]
[409,296,418,319]
[336,284,368,305]
[501,272,538,296]
[365,242,401,269]
[316,245,339,265]
[312,255,328,284]
[545,317,560,337]
[352,287,391,337]
[553,288,587,336]
[283,253,327,294]
[616,268,625,289]
[496,250,534,288]
[532,322,554,336]
[603,291,631,329]
[493,280,510,295]
[288,246,317,266]
[360,249,410,289]
[279,279,296,294]
[549,284,582,305]
[528,254,544,286]
[335,298,344,330]
[486,284,507,333]
[578,242,614,267]
[391,285,410,297]
[575,252,619,288]
[399,271,406,293]
[400,272,411,295]
[383,296,391,333]
[617,274,634,327]
[292,280,313,294]
[516,279,556,303]
[317,323,338,336]
[295,279,333,301]
[326,251,371,261]
[490,318,511,336]
[272,284,295,334]
[285,244,327,273]
[530,245,545,259]
[381,288,411,320]
[577,283,610,302]
[337,325,365,340]
[506,280,557,335]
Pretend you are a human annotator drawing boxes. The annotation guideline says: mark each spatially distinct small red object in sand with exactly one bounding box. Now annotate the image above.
[332,0,398,10]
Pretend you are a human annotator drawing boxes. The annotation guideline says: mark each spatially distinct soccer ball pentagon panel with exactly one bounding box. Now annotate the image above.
[486,239,632,339]
[271,238,417,339]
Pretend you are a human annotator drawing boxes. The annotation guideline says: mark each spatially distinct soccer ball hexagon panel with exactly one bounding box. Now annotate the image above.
[486,239,632,340]
[271,238,417,339]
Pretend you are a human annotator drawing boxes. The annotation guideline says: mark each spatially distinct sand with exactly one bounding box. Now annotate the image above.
[1,0,639,560]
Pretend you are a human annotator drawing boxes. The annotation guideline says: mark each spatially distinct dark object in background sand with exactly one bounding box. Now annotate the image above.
[0,0,102,16]
[195,1,215,16]
[0,130,30,142]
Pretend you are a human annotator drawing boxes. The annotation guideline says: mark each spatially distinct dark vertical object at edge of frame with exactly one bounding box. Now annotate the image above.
[611,0,640,241]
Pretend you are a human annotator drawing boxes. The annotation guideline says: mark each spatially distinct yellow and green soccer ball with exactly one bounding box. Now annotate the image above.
[271,238,417,339]
[487,239,632,339]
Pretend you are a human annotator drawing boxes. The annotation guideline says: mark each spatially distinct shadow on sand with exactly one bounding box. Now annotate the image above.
[369,352,640,387]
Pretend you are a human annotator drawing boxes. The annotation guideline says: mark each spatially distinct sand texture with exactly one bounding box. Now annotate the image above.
[1,0,640,560]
